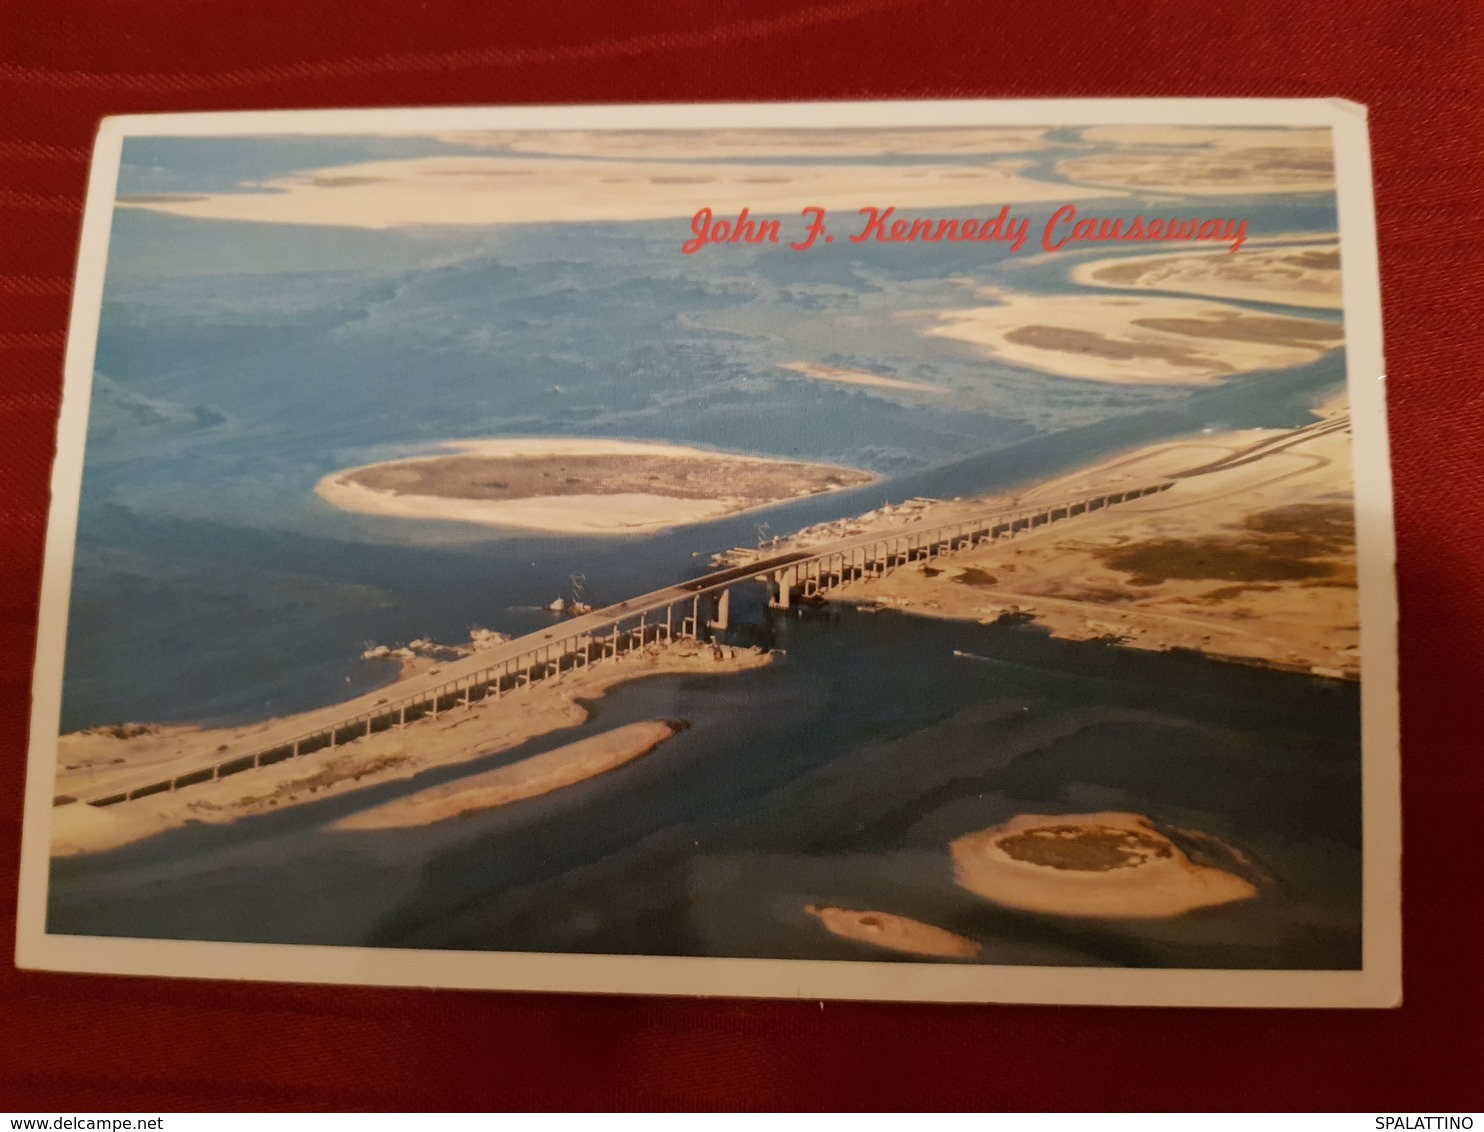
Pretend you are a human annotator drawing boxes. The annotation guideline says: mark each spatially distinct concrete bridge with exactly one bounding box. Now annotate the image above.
[78,479,1172,808]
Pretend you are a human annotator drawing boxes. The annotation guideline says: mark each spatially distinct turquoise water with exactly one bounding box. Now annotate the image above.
[49,136,1359,967]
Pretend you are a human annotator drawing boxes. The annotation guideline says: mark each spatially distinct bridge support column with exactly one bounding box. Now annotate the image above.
[709,587,731,631]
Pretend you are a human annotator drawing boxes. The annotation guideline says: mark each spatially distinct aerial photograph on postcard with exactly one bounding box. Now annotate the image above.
[44,120,1363,973]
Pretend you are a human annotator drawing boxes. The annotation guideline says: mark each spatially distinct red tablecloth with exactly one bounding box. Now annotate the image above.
[2,0,1481,1111]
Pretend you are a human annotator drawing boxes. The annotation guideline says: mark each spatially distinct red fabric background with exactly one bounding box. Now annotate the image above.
[2,0,1481,1111]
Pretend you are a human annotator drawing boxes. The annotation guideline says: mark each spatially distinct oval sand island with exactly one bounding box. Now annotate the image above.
[950,812,1256,919]
[317,437,875,534]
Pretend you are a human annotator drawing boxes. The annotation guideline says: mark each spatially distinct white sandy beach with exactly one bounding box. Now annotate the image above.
[334,719,684,830]
[924,289,1343,384]
[318,481,735,534]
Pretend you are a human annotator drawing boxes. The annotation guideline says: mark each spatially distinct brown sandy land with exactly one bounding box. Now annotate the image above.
[118,154,1123,230]
[924,289,1343,384]
[803,904,981,959]
[1058,130,1334,195]
[1078,126,1333,151]
[432,127,1055,159]
[1007,231,1340,270]
[50,640,772,857]
[951,812,1257,918]
[777,362,946,395]
[791,396,1359,678]
[316,437,874,535]
[1073,243,1342,310]
[334,719,683,831]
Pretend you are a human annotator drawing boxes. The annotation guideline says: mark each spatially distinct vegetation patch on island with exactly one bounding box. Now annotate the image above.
[1096,503,1354,587]
[951,812,1257,919]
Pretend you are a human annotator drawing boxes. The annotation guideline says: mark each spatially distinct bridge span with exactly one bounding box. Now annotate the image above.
[78,479,1172,808]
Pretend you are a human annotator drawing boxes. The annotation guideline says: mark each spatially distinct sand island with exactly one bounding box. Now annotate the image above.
[1060,126,1334,196]
[1073,243,1342,310]
[924,289,1343,384]
[335,719,685,831]
[803,904,981,959]
[951,812,1257,918]
[317,438,876,534]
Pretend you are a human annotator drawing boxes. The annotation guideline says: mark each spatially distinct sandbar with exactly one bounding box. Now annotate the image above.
[119,154,1122,230]
[803,904,981,959]
[778,362,946,395]
[951,812,1256,919]
[1073,243,1342,310]
[925,290,1343,384]
[335,719,684,830]
[316,437,875,535]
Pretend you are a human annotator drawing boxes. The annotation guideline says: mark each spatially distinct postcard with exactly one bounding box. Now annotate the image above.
[15,99,1399,1006]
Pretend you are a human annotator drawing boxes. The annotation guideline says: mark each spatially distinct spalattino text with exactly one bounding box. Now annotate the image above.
[681,205,1250,255]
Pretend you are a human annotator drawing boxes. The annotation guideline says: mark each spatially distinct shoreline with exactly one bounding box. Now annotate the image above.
[1070,243,1343,310]
[118,153,1125,230]
[333,719,687,831]
[923,288,1344,385]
